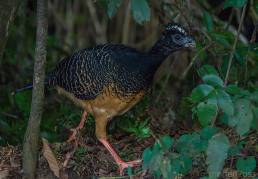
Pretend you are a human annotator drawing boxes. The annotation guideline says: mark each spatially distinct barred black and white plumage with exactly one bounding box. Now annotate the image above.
[46,44,159,100]
[16,23,195,100]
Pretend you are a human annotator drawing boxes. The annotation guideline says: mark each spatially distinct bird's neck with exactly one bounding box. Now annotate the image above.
[147,39,175,69]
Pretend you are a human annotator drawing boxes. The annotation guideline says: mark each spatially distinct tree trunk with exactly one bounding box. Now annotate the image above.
[0,0,21,60]
[22,0,48,178]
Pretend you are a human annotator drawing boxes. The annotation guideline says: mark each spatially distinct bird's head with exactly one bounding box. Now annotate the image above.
[151,23,195,57]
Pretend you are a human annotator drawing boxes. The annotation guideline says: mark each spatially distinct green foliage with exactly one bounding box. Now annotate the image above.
[232,98,253,135]
[106,0,123,18]
[130,0,151,24]
[142,135,191,179]
[196,102,217,127]
[224,0,247,8]
[206,133,230,179]
[236,156,257,174]
[143,127,229,179]
[203,11,213,32]
[104,0,151,24]
[190,66,258,136]
[191,84,214,103]
[120,117,151,139]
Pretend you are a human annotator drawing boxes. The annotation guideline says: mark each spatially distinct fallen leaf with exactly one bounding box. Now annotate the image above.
[42,138,60,178]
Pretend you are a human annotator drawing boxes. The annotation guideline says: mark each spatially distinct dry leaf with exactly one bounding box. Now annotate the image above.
[42,138,60,178]
[0,170,9,179]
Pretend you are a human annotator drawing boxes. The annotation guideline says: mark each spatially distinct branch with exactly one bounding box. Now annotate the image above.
[22,0,48,178]
[85,0,107,44]
[0,0,21,60]
[122,0,131,44]
[224,4,247,85]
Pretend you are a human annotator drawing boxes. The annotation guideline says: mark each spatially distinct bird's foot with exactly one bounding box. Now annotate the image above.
[67,128,78,142]
[117,159,142,175]
[66,111,88,143]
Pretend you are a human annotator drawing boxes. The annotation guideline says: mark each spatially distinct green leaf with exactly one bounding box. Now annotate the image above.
[191,84,215,103]
[203,11,213,31]
[216,90,234,116]
[224,0,247,8]
[250,91,258,103]
[142,148,152,169]
[131,0,151,24]
[178,155,192,174]
[176,133,205,154]
[107,0,123,18]
[196,102,217,127]
[236,156,256,174]
[211,32,232,48]
[228,142,244,157]
[206,133,230,179]
[200,127,218,140]
[159,135,173,150]
[198,65,219,77]
[252,107,258,130]
[233,98,254,136]
[202,74,224,88]
[226,85,242,95]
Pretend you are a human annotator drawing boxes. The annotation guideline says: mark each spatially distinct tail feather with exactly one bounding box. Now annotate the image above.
[12,75,55,95]
[12,84,33,95]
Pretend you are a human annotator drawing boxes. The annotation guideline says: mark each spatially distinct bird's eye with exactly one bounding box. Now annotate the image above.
[174,34,182,40]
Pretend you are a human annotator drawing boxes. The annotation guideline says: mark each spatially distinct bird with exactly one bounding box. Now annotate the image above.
[17,22,195,175]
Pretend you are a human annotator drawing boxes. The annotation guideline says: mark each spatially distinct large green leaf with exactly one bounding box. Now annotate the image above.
[224,0,247,8]
[191,84,215,103]
[176,133,206,154]
[202,75,224,88]
[233,98,254,136]
[198,65,219,77]
[200,127,218,140]
[203,11,213,32]
[107,0,123,18]
[252,107,258,130]
[196,102,218,127]
[226,85,242,95]
[159,135,174,150]
[206,133,230,179]
[216,90,234,116]
[131,0,150,24]
[236,156,256,174]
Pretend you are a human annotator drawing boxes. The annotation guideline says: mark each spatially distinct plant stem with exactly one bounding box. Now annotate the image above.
[224,4,247,85]
[22,0,48,178]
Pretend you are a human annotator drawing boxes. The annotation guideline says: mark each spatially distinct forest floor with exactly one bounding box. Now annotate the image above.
[1,123,257,179]
[0,96,257,179]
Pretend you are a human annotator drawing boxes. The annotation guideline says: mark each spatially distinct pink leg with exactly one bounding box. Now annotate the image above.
[67,111,88,142]
[99,139,141,175]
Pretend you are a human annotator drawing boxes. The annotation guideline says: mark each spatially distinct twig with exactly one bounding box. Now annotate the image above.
[224,4,247,85]
[0,112,18,119]
[85,0,107,44]
[250,0,258,20]
[122,0,131,44]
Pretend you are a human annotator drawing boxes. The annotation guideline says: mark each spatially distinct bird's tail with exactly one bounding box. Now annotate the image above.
[12,75,55,95]
[14,84,34,93]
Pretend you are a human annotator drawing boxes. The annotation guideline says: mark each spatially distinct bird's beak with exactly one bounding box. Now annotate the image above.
[184,36,196,48]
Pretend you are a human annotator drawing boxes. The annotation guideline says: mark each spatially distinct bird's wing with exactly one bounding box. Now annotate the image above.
[48,46,113,100]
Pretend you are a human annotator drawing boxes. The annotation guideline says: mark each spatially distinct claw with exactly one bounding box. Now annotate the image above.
[118,159,142,175]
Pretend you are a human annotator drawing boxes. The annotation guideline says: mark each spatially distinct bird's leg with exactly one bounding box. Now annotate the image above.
[95,114,141,175]
[99,139,142,175]
[67,111,88,142]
